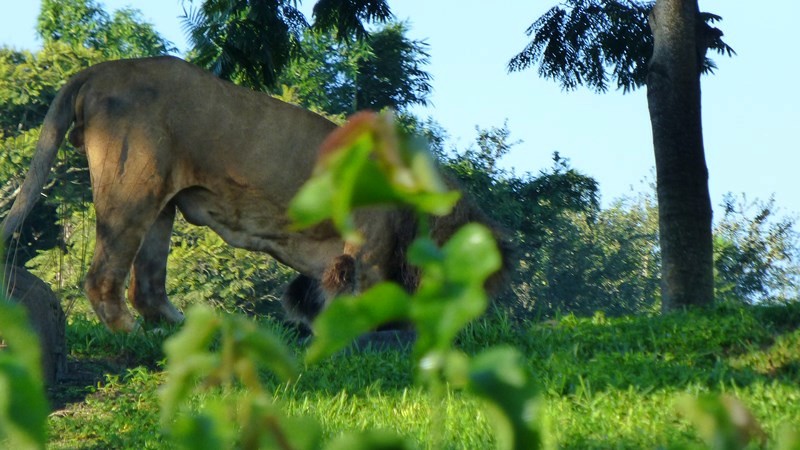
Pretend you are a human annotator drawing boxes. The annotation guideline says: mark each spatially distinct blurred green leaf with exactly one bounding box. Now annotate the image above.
[170,399,234,450]
[410,224,500,358]
[289,111,460,243]
[170,392,322,450]
[227,315,300,383]
[160,305,299,432]
[776,423,800,450]
[163,305,220,358]
[324,429,416,450]
[442,223,502,284]
[248,398,322,450]
[0,300,48,450]
[288,171,337,229]
[160,305,221,424]
[676,394,767,450]
[467,347,543,450]
[306,283,411,364]
[0,300,43,377]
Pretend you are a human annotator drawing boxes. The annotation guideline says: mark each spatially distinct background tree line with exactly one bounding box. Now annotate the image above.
[1,0,798,322]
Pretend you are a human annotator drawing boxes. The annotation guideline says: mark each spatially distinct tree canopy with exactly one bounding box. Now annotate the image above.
[38,0,176,59]
[279,23,431,116]
[507,0,734,92]
[181,0,393,90]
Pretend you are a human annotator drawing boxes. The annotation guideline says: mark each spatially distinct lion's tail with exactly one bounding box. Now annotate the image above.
[1,70,90,244]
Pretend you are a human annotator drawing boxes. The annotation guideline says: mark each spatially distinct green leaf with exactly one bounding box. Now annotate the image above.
[0,360,48,450]
[328,136,374,242]
[289,111,461,243]
[349,156,400,207]
[676,394,767,450]
[163,305,220,359]
[161,305,301,448]
[288,172,336,229]
[170,401,234,450]
[160,305,221,423]
[0,300,42,377]
[467,347,543,450]
[409,225,501,357]
[407,236,443,271]
[442,223,502,284]
[324,429,416,450]
[248,397,322,450]
[306,283,411,364]
[0,301,47,450]
[402,190,461,217]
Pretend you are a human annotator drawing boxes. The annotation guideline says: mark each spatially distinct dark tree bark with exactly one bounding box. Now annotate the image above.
[646,0,714,310]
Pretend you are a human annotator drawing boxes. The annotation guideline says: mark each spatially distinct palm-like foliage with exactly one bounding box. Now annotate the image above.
[182,0,308,90]
[312,0,392,40]
[182,0,392,91]
[508,0,735,92]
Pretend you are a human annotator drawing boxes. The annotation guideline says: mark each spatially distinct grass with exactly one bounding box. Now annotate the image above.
[45,302,800,449]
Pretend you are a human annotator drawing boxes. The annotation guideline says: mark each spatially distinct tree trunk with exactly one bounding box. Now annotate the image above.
[646,0,714,311]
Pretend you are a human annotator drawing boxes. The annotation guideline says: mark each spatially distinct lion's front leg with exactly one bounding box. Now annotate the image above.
[128,203,184,325]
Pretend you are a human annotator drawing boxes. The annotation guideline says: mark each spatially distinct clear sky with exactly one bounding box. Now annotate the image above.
[2,1,799,219]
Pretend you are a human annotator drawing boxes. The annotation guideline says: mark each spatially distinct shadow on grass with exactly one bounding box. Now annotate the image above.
[47,316,171,411]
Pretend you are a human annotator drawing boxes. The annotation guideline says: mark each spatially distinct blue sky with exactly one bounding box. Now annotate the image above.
[2,1,799,219]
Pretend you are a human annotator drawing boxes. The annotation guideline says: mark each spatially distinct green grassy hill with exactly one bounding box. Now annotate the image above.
[46,302,800,449]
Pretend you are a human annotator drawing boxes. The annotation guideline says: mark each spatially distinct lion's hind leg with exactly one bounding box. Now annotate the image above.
[82,127,173,332]
[84,207,155,332]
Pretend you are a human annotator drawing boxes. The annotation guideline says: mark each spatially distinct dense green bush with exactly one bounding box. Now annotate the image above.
[166,218,296,316]
[714,194,800,303]
[440,122,799,315]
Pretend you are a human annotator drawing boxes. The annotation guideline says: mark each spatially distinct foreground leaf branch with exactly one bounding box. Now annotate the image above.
[289,110,544,449]
[159,110,543,449]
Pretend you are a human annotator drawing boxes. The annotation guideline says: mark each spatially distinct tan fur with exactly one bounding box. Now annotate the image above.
[2,56,510,332]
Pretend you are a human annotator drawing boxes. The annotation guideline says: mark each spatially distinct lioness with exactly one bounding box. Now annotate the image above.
[2,56,508,332]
